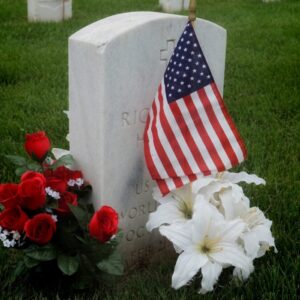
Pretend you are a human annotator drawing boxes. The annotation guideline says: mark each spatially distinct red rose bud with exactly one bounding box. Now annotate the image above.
[46,178,67,195]
[0,184,20,208]
[0,206,28,232]
[24,131,51,162]
[24,213,56,245]
[88,206,118,243]
[18,171,46,210]
[56,191,78,215]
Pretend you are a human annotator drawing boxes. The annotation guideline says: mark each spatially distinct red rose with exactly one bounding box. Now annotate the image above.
[0,184,20,208]
[18,171,46,210]
[88,206,118,243]
[0,206,28,232]
[46,178,67,195]
[21,171,46,185]
[24,131,51,162]
[24,213,56,245]
[56,191,78,215]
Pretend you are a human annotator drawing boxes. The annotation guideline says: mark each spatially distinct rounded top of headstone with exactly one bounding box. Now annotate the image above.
[69,12,226,46]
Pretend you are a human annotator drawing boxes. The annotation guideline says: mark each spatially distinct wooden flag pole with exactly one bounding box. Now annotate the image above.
[188,0,197,26]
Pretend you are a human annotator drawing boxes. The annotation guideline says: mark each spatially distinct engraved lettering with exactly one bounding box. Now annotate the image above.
[121,107,149,128]
[126,230,135,241]
[139,108,149,124]
[137,132,143,147]
[121,112,130,126]
[128,207,138,219]
[137,226,145,238]
[135,180,151,195]
[139,204,146,215]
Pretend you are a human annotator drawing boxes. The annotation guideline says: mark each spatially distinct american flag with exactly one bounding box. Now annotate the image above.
[144,22,247,196]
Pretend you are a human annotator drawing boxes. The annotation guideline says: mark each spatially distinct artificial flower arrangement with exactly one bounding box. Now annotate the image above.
[0,132,123,288]
[146,171,277,294]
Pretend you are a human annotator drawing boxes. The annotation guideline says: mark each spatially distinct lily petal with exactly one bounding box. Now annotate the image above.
[172,249,208,289]
[222,171,266,185]
[146,201,184,231]
[210,242,252,271]
[218,219,246,243]
[199,261,222,294]
[159,223,191,251]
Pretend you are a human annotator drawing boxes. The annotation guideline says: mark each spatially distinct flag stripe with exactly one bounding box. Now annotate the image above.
[190,90,232,169]
[144,116,170,194]
[211,82,247,161]
[183,93,226,171]
[147,107,176,191]
[169,100,211,175]
[198,87,239,166]
[161,82,201,175]
[204,85,244,163]
[157,85,197,180]
[152,95,184,188]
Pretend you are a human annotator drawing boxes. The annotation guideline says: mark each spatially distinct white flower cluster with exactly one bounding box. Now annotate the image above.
[0,226,22,248]
[67,178,84,188]
[45,186,61,200]
[146,171,277,294]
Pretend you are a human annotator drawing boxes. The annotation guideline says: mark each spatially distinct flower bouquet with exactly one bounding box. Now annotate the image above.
[0,132,123,289]
[147,172,277,294]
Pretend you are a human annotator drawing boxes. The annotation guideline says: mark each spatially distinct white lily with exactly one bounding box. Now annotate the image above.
[191,171,265,216]
[240,207,276,259]
[146,184,203,232]
[160,200,252,293]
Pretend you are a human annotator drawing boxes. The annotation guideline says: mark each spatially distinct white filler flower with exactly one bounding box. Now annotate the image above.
[146,184,203,232]
[160,200,252,294]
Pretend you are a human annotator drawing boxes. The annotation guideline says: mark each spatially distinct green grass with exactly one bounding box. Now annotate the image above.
[0,0,299,299]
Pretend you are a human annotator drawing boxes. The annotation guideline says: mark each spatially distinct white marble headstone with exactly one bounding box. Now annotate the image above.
[27,0,72,22]
[69,12,226,268]
[159,0,189,13]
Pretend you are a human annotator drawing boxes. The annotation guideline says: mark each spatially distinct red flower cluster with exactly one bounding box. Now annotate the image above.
[0,131,119,247]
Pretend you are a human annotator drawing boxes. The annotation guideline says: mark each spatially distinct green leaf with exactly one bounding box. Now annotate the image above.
[23,255,40,268]
[97,251,124,276]
[25,244,57,261]
[50,154,75,170]
[75,235,87,244]
[5,155,27,166]
[68,203,87,226]
[27,162,42,172]
[15,166,28,176]
[57,254,80,276]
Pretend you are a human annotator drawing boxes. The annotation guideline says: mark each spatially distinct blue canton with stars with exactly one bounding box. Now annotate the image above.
[164,22,214,103]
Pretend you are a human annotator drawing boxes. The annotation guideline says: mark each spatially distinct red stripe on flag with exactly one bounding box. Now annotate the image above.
[169,101,211,175]
[198,88,239,166]
[211,83,247,160]
[151,100,183,188]
[157,179,171,195]
[144,115,170,194]
[183,94,225,172]
[158,86,197,181]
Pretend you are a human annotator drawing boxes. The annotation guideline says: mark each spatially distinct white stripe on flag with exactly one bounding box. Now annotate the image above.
[204,85,245,163]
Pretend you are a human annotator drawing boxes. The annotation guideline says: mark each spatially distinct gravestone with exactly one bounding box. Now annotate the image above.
[69,12,226,268]
[159,0,189,13]
[27,0,72,22]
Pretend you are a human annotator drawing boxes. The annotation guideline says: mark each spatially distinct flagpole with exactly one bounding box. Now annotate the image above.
[188,0,197,26]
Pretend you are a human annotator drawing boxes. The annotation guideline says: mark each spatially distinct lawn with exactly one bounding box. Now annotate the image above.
[0,0,299,299]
